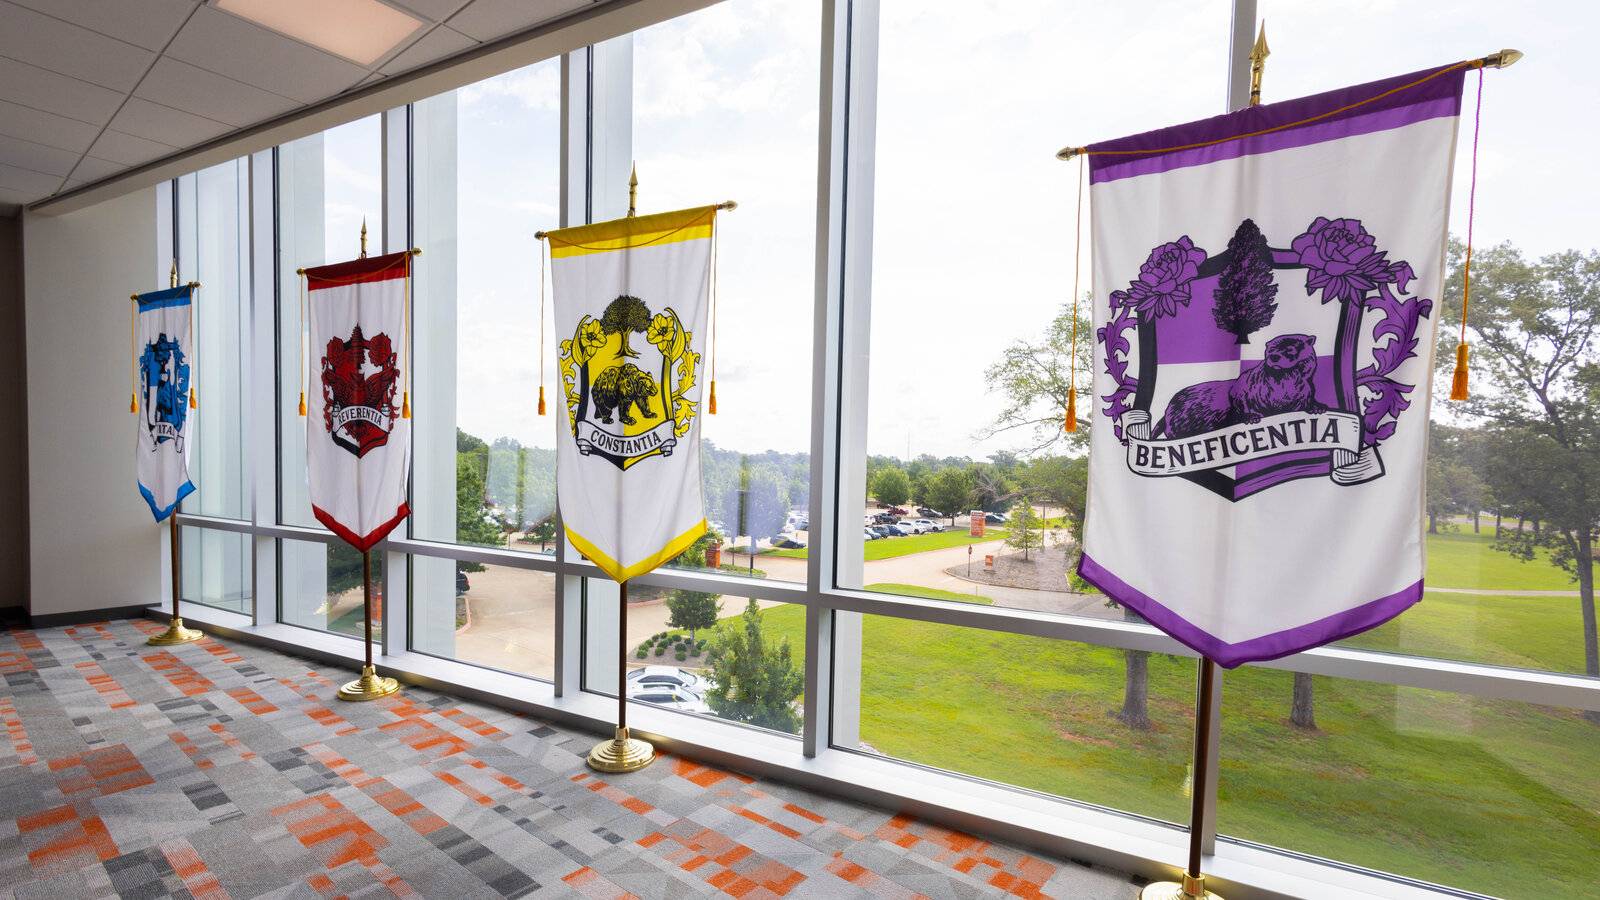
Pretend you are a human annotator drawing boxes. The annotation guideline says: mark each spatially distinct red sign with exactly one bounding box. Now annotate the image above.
[970,510,985,537]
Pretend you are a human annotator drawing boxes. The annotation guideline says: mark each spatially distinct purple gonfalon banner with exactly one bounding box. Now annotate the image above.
[1077,63,1466,667]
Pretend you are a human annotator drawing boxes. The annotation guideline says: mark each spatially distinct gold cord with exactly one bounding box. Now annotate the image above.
[537,237,547,416]
[297,273,307,417]
[401,254,412,419]
[708,214,719,415]
[1071,60,1477,160]
[187,284,198,410]
[129,298,139,413]
[1065,154,1084,433]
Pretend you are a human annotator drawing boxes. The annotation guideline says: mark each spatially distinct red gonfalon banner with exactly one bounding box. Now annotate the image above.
[302,251,413,552]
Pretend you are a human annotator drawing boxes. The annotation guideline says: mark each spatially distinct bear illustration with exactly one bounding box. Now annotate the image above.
[1152,333,1326,439]
[591,363,659,426]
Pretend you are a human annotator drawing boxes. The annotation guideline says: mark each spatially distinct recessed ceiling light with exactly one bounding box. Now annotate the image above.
[215,0,422,67]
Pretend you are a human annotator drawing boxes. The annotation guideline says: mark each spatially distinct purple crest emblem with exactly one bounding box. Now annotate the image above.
[1097,217,1431,502]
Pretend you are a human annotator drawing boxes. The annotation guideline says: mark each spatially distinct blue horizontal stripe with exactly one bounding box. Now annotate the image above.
[139,479,195,522]
[136,285,192,311]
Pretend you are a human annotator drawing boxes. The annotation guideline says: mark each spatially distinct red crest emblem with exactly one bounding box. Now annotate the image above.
[321,324,399,458]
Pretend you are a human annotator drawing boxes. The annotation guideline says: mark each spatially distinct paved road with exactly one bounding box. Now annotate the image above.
[1427,587,1583,597]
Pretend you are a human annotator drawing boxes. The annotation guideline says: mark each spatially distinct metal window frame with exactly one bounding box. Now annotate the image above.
[158,1,1597,897]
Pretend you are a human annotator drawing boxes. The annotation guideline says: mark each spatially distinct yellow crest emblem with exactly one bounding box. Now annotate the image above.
[559,294,699,470]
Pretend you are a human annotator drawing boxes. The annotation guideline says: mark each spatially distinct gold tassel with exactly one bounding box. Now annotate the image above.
[1065,387,1077,433]
[130,393,138,414]
[1450,342,1470,400]
[537,385,547,416]
[189,388,198,409]
[401,391,411,419]
[298,392,307,417]
[709,380,718,415]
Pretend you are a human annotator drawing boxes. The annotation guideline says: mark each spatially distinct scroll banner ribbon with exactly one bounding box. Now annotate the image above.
[576,420,678,459]
[1119,409,1380,483]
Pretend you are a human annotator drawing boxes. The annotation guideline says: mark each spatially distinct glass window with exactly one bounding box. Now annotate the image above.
[177,159,251,521]
[1252,0,1600,680]
[277,116,384,529]
[1218,667,1598,898]
[180,526,251,616]
[279,537,385,640]
[625,0,821,582]
[585,578,805,737]
[837,595,1194,824]
[411,560,556,681]
[409,60,561,553]
[845,0,1230,606]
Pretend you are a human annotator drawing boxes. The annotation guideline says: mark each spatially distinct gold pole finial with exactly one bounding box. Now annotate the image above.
[627,163,638,217]
[169,259,178,289]
[1482,48,1523,69]
[360,218,368,258]
[1249,21,1270,107]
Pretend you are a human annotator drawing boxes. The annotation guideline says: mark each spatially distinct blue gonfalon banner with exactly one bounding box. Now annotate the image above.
[133,285,197,521]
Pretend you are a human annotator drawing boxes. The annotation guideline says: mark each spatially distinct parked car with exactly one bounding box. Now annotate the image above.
[455,570,471,595]
[772,535,805,549]
[871,512,896,525]
[626,665,707,694]
[984,512,1007,524]
[881,523,910,537]
[893,520,926,535]
[869,525,894,539]
[863,528,881,541]
[912,518,940,532]
[627,683,709,714]
[886,506,909,516]
[916,507,942,519]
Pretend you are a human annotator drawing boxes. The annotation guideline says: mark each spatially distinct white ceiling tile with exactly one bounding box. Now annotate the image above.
[0,1,156,90]
[446,0,588,43]
[69,155,124,180]
[134,57,298,129]
[0,97,101,152]
[0,132,79,176]
[0,161,62,194]
[0,188,32,211]
[0,58,123,123]
[388,0,471,23]
[166,5,370,104]
[7,0,198,52]
[87,128,178,165]
[110,96,230,147]
[379,24,475,75]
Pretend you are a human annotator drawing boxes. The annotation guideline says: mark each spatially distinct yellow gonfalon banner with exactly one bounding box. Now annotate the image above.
[548,206,715,582]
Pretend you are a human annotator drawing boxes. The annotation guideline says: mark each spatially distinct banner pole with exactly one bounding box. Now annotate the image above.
[338,549,399,701]
[149,514,202,645]
[587,579,655,773]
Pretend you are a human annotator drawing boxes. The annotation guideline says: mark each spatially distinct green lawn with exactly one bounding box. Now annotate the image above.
[1424,527,1573,590]
[764,528,1008,561]
[717,575,1598,899]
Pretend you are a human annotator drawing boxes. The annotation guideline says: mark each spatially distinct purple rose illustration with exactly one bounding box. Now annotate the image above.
[1291,217,1393,305]
[1121,236,1206,319]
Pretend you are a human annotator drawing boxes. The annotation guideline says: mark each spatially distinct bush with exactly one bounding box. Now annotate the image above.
[675,650,687,661]
[635,649,646,659]
[654,645,665,656]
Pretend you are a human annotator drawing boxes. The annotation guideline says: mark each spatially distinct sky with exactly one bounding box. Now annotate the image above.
[308,0,1600,463]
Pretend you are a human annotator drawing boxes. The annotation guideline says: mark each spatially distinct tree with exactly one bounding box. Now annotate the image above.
[1004,496,1045,561]
[983,301,1094,452]
[455,453,503,570]
[737,461,790,543]
[925,468,974,525]
[1291,673,1317,730]
[1447,241,1600,721]
[1021,455,1080,520]
[871,467,911,507]
[600,294,650,358]
[667,591,721,643]
[706,600,803,733]
[1212,218,1278,344]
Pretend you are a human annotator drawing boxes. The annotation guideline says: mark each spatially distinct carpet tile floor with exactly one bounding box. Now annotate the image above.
[0,619,1138,899]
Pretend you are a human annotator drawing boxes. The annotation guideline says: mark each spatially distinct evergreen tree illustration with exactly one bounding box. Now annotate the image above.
[1212,218,1278,344]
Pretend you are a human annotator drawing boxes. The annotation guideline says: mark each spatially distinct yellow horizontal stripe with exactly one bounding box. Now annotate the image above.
[564,518,708,584]
[546,205,717,259]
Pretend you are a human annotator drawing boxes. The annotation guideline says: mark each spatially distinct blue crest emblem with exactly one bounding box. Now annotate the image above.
[140,332,190,450]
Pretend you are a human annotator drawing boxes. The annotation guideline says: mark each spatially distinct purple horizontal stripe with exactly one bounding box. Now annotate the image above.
[1089,62,1465,185]
[1232,460,1329,499]
[1077,553,1422,668]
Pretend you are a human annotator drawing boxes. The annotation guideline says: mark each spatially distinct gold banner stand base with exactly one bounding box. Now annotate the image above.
[337,665,400,702]
[147,618,202,646]
[587,726,655,773]
[1141,873,1221,900]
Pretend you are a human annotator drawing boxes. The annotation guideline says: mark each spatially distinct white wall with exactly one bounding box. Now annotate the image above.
[23,189,159,618]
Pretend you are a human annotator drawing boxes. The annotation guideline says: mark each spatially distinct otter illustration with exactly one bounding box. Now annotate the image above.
[1152,333,1326,439]
[591,363,659,426]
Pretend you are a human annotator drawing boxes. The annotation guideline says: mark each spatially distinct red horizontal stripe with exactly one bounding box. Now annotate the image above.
[305,251,411,291]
